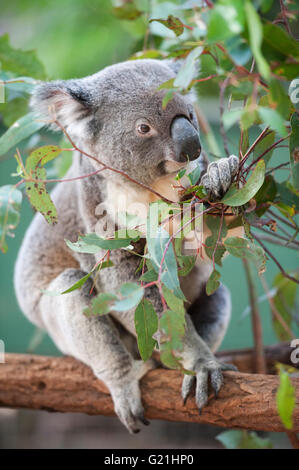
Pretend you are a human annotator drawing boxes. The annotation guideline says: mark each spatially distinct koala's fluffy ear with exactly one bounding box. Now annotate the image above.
[30,79,94,136]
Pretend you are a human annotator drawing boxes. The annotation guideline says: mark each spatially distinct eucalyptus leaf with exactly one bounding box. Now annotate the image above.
[134,299,158,361]
[221,160,265,207]
[276,369,296,430]
[0,185,22,253]
[0,112,45,158]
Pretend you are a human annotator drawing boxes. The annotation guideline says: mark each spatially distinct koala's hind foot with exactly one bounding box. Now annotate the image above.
[201,155,239,200]
[180,288,237,410]
[39,268,155,434]
[181,354,237,410]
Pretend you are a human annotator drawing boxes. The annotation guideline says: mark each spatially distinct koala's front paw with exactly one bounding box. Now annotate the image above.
[201,155,239,200]
[181,355,237,412]
[109,359,154,434]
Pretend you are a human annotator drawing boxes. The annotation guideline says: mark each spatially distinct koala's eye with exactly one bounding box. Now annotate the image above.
[137,123,151,134]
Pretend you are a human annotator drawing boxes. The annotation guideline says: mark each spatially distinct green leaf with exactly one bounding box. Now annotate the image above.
[258,107,288,138]
[269,79,291,120]
[221,160,265,206]
[134,299,158,361]
[173,46,203,89]
[61,260,114,295]
[177,255,196,277]
[139,268,158,282]
[83,293,117,317]
[225,37,252,66]
[272,273,298,341]
[254,175,277,216]
[25,146,62,225]
[187,165,202,185]
[147,204,184,299]
[207,1,244,43]
[62,272,93,295]
[0,96,28,127]
[0,185,22,253]
[253,131,275,166]
[162,285,185,316]
[150,15,184,37]
[205,215,227,266]
[65,231,140,254]
[224,237,266,274]
[289,113,299,190]
[25,167,58,224]
[0,112,45,158]
[112,3,142,21]
[276,181,299,213]
[26,145,62,170]
[162,90,175,109]
[244,0,270,79]
[276,369,296,430]
[113,282,144,312]
[216,430,272,449]
[206,270,221,296]
[263,23,299,59]
[222,108,242,130]
[160,309,185,352]
[0,34,45,79]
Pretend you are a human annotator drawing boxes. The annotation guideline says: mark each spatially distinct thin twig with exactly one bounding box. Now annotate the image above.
[239,127,269,170]
[252,232,299,285]
[219,75,231,157]
[243,134,291,175]
[243,258,267,374]
[254,234,299,251]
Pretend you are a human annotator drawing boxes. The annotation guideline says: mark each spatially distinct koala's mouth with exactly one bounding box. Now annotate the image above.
[158,159,188,175]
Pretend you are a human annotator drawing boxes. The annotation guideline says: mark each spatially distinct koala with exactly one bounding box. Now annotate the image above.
[14,59,238,433]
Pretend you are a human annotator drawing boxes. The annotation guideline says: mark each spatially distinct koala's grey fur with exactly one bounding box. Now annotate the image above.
[14,59,237,433]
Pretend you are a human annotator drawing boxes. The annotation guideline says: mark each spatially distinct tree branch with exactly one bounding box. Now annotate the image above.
[0,352,298,432]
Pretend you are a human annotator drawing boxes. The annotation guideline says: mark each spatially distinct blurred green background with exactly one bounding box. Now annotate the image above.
[0,0,298,358]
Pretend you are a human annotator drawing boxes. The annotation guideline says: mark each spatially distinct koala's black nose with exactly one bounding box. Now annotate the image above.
[170,116,201,162]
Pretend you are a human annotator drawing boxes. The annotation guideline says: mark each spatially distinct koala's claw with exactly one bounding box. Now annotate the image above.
[108,359,154,434]
[181,359,237,410]
[201,155,239,200]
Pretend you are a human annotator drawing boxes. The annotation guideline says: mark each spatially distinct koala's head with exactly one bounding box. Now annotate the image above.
[31,59,201,185]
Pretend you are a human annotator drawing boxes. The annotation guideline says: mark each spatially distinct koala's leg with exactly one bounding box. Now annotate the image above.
[178,284,237,409]
[39,268,153,433]
[188,283,231,353]
[180,311,237,410]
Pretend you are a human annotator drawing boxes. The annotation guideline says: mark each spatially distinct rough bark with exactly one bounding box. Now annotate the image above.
[0,351,298,432]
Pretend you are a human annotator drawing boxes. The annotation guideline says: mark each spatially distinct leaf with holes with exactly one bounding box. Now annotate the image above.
[25,146,62,225]
[150,15,184,37]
